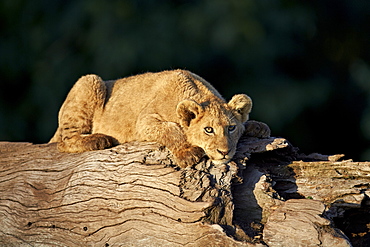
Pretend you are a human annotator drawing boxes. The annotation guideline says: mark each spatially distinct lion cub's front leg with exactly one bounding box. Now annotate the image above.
[136,114,205,168]
[51,75,115,153]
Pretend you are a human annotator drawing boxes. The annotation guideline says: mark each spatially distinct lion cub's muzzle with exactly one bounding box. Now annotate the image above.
[208,148,235,165]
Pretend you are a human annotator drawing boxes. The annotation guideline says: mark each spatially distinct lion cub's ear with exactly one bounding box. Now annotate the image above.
[228,94,252,123]
[177,100,204,127]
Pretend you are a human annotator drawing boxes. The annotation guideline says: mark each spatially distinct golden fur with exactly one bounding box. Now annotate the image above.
[50,69,270,167]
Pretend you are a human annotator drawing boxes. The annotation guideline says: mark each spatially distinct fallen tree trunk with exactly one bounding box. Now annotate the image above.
[0,136,369,246]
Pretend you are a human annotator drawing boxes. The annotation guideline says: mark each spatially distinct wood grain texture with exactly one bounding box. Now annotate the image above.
[0,141,258,246]
[1,136,368,246]
[263,199,351,247]
[289,160,370,206]
[233,143,369,246]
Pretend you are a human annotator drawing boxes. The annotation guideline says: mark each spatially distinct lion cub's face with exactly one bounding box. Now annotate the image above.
[185,110,245,164]
[177,94,252,165]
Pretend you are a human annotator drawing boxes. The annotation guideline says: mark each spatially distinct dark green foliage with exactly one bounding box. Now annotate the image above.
[1,0,369,160]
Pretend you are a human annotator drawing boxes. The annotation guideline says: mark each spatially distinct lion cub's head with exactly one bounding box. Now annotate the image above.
[177,94,252,165]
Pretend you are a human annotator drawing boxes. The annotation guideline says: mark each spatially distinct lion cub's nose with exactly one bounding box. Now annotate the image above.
[217,149,230,156]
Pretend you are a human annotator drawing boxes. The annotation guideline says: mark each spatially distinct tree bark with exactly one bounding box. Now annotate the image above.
[0,136,368,246]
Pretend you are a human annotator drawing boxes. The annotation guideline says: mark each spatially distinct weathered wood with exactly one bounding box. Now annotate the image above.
[0,141,260,246]
[263,199,351,247]
[288,160,370,206]
[232,142,369,246]
[0,137,369,246]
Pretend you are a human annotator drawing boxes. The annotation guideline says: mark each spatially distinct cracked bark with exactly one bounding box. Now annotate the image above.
[0,136,369,246]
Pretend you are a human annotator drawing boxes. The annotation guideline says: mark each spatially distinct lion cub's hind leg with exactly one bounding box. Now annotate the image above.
[54,75,115,153]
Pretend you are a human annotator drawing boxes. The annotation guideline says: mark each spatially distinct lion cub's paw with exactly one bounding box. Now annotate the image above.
[173,145,205,168]
[82,133,116,150]
[58,133,115,153]
[244,120,271,138]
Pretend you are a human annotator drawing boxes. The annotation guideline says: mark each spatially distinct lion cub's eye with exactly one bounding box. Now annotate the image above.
[228,125,236,132]
[204,127,214,134]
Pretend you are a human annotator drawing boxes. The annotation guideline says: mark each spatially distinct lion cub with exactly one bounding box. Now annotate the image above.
[50,70,270,167]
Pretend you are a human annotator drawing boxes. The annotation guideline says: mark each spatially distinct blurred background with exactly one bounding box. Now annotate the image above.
[1,0,369,160]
